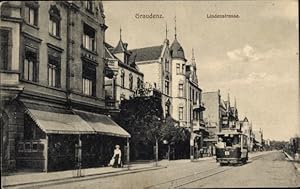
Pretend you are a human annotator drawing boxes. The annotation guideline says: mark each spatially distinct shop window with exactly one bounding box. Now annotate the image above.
[82,23,96,52]
[49,5,61,37]
[82,62,96,96]
[48,54,61,88]
[24,2,39,27]
[23,48,38,82]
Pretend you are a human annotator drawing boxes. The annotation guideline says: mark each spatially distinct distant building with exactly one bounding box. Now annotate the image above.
[202,90,227,155]
[253,129,264,151]
[240,117,254,151]
[223,94,239,130]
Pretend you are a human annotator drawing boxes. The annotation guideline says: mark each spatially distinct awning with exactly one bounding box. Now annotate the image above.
[25,109,95,134]
[74,110,131,138]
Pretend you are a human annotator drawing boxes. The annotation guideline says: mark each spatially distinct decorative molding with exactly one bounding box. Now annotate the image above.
[46,43,64,53]
[22,32,42,43]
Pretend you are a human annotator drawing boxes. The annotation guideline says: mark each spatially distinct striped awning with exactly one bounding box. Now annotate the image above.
[73,110,131,138]
[25,109,95,134]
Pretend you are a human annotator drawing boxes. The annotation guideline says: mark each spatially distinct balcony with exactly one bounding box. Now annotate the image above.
[192,101,205,112]
[0,71,23,101]
[192,119,207,132]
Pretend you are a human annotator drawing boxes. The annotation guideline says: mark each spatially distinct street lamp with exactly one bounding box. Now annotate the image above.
[163,140,170,161]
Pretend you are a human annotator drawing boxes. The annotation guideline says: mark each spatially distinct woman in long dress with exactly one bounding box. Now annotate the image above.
[112,145,122,168]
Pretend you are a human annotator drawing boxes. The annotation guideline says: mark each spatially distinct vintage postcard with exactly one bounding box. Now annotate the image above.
[0,0,299,188]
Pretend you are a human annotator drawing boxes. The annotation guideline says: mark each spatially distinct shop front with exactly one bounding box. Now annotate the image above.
[16,102,130,172]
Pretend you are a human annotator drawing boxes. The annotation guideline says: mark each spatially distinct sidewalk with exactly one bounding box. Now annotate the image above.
[1,162,165,188]
[1,157,216,188]
[284,151,300,172]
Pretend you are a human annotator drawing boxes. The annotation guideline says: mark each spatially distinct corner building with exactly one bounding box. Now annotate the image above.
[0,1,130,173]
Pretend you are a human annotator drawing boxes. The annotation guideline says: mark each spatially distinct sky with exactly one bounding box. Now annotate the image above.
[103,0,299,141]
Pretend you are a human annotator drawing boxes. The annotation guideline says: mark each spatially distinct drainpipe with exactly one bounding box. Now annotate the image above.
[66,3,72,109]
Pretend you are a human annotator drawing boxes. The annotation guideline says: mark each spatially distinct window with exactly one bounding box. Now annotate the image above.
[0,29,11,70]
[165,80,169,95]
[176,63,180,74]
[48,55,60,88]
[25,2,39,26]
[23,48,38,82]
[165,105,170,117]
[165,59,169,72]
[182,64,185,73]
[129,73,133,90]
[179,83,183,97]
[49,5,61,37]
[179,107,184,120]
[82,62,96,96]
[86,1,94,13]
[82,23,96,52]
[121,69,125,88]
[137,77,141,89]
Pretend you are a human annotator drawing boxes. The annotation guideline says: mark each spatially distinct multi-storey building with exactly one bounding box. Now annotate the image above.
[129,38,171,118]
[223,94,239,130]
[202,90,227,155]
[253,129,264,151]
[124,30,207,159]
[0,1,130,173]
[104,35,144,110]
[240,117,254,151]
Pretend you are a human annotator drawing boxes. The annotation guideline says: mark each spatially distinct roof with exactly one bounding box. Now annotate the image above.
[104,42,114,50]
[243,117,249,122]
[170,38,185,60]
[113,39,129,54]
[130,45,163,62]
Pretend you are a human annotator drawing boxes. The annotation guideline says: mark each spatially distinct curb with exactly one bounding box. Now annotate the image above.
[2,166,167,189]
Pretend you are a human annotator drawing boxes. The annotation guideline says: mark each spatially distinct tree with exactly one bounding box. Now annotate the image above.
[114,95,163,160]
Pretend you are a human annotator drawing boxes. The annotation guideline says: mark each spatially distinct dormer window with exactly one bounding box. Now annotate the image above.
[49,5,61,37]
[82,23,96,52]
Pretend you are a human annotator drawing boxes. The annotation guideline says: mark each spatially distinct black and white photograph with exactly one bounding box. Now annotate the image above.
[0,0,299,188]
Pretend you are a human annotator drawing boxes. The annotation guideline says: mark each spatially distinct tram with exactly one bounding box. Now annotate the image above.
[215,131,249,166]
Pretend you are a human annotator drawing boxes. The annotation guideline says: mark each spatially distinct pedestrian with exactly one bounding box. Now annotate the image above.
[111,145,122,168]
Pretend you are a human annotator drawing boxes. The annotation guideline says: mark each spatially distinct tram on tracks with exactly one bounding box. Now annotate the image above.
[215,130,249,166]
